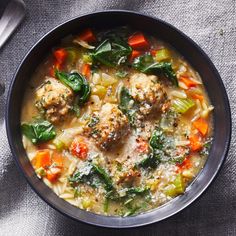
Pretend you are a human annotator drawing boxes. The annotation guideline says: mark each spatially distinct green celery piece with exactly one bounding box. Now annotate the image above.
[155,48,170,61]
[165,174,185,197]
[172,98,195,113]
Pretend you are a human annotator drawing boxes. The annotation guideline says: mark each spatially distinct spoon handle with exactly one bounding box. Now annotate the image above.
[0,0,26,49]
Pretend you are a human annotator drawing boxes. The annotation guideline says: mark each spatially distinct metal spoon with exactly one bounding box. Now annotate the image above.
[0,0,25,96]
[0,0,26,49]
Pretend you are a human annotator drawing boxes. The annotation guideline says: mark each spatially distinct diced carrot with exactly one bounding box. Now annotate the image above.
[51,152,64,168]
[136,139,149,153]
[46,167,61,182]
[128,33,149,50]
[70,137,88,160]
[189,134,203,151]
[177,157,192,172]
[81,63,91,78]
[179,76,198,88]
[129,50,142,61]
[49,67,55,77]
[78,28,96,43]
[193,118,208,136]
[53,48,67,64]
[190,93,204,101]
[150,49,157,56]
[33,150,51,169]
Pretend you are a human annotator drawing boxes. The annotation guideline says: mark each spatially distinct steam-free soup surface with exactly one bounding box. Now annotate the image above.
[21,27,213,216]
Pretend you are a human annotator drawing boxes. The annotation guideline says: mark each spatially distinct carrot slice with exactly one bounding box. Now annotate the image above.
[179,76,198,88]
[51,152,64,168]
[190,93,204,101]
[130,50,142,61]
[177,157,192,171]
[70,137,88,160]
[128,33,149,50]
[193,118,208,136]
[189,134,202,151]
[33,150,51,169]
[53,48,67,64]
[136,138,149,153]
[46,167,61,182]
[78,28,96,43]
[81,63,91,78]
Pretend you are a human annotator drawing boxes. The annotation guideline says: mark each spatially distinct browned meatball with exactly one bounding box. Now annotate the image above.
[88,103,129,150]
[35,77,73,123]
[129,73,167,115]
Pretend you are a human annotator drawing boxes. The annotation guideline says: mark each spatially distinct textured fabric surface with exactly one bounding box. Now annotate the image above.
[0,0,235,235]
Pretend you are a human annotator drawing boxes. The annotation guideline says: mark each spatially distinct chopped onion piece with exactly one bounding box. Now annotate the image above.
[73,39,95,49]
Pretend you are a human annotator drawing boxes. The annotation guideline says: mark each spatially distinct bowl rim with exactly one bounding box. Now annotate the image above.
[6,10,231,228]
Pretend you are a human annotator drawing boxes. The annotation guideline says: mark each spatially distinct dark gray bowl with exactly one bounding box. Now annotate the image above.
[6,10,231,228]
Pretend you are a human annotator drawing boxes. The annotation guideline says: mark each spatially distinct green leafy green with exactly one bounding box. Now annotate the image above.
[56,71,91,104]
[138,127,188,168]
[138,153,160,168]
[88,115,100,127]
[92,39,132,67]
[69,163,113,191]
[119,87,137,126]
[149,128,165,150]
[200,138,212,157]
[132,54,178,86]
[115,70,128,78]
[21,120,56,144]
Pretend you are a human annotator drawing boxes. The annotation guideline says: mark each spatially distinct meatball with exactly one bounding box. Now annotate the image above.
[35,77,73,123]
[129,73,167,115]
[88,103,129,150]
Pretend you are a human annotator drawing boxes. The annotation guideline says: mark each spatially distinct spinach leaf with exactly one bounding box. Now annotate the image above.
[138,127,185,168]
[92,163,113,191]
[69,163,113,191]
[132,54,154,71]
[56,71,91,104]
[88,115,100,127]
[138,153,160,168]
[149,128,165,150]
[115,70,128,78]
[132,54,178,86]
[119,87,137,126]
[21,120,56,144]
[126,187,149,195]
[92,39,132,67]
[55,71,82,92]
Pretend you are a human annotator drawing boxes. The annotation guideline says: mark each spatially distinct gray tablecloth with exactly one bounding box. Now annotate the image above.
[0,0,235,235]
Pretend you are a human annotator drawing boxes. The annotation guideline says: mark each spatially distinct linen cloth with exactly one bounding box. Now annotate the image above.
[0,0,235,235]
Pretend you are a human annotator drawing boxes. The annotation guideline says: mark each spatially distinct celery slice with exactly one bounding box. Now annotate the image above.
[172,98,195,113]
[155,48,170,61]
[165,174,185,197]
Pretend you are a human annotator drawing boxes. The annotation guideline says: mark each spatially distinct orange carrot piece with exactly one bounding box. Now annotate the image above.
[53,48,67,64]
[177,157,192,172]
[46,167,61,182]
[190,93,204,101]
[179,76,198,88]
[136,139,149,153]
[130,50,142,61]
[78,28,96,43]
[51,152,64,168]
[33,150,51,169]
[81,64,91,78]
[193,118,208,136]
[128,33,149,50]
[70,137,88,160]
[150,49,157,56]
[189,134,203,151]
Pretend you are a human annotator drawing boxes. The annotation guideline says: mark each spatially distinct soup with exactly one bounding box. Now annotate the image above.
[21,27,214,216]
